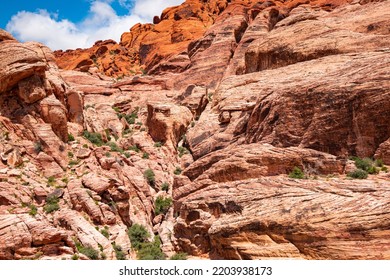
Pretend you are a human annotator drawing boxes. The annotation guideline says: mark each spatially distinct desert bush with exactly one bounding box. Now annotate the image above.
[170,252,188,260]
[83,131,104,146]
[113,243,126,260]
[178,146,189,157]
[106,141,123,153]
[288,167,305,179]
[79,246,99,260]
[137,236,166,260]
[28,204,37,216]
[142,152,149,159]
[352,157,378,174]
[161,182,169,192]
[155,196,172,216]
[44,196,60,213]
[347,169,368,179]
[34,141,43,153]
[68,133,75,142]
[128,224,150,250]
[173,167,182,175]
[144,169,155,186]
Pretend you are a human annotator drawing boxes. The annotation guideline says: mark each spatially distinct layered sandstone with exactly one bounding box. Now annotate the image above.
[1,0,390,261]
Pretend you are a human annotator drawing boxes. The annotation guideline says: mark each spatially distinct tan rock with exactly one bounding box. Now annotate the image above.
[0,41,46,93]
[39,95,68,142]
[0,214,70,260]
[146,103,192,148]
[66,90,84,124]
[35,152,64,178]
[17,74,47,104]
[68,179,105,224]
[375,138,390,165]
[76,148,91,159]
[56,209,115,259]
[0,30,15,42]
[81,173,113,194]
[174,175,390,259]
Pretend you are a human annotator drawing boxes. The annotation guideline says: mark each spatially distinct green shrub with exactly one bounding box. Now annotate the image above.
[155,196,172,216]
[347,169,368,179]
[129,145,140,153]
[119,113,136,125]
[47,176,56,186]
[104,129,112,141]
[137,236,166,260]
[83,131,104,146]
[154,142,162,148]
[28,204,37,216]
[34,141,43,153]
[128,224,150,250]
[381,166,388,172]
[44,196,60,213]
[106,141,123,153]
[124,152,131,158]
[161,182,169,192]
[100,228,109,239]
[352,157,378,174]
[67,151,74,158]
[173,167,182,175]
[71,254,79,260]
[375,159,384,167]
[142,152,149,159]
[68,133,75,142]
[144,169,155,186]
[122,128,132,136]
[78,246,99,260]
[69,159,80,166]
[113,243,126,260]
[170,252,188,260]
[178,146,189,158]
[288,167,305,179]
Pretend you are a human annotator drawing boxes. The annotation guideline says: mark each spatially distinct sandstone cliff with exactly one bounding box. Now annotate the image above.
[1,0,390,260]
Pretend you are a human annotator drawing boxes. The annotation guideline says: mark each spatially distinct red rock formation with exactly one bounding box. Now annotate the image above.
[54,0,353,79]
[1,0,390,261]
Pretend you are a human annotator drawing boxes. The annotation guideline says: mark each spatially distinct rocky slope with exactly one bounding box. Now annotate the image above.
[1,0,390,260]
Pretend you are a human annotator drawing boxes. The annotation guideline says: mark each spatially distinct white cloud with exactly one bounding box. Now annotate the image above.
[132,0,184,21]
[5,0,184,50]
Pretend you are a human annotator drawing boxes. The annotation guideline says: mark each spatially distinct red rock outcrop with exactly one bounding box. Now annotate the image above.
[1,0,390,261]
[54,0,353,79]
[174,174,390,259]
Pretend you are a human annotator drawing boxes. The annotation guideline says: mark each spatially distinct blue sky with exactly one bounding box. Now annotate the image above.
[1,0,184,50]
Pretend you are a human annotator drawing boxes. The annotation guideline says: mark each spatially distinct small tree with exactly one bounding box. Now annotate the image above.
[144,169,155,186]
[288,167,305,179]
[155,196,172,216]
[170,252,188,260]
[161,182,169,192]
[128,224,150,250]
[173,167,182,175]
[347,169,368,179]
[137,236,166,260]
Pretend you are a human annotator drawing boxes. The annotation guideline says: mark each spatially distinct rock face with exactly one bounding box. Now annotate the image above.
[171,0,390,260]
[1,0,390,261]
[54,0,229,76]
[174,175,390,259]
[146,103,192,148]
